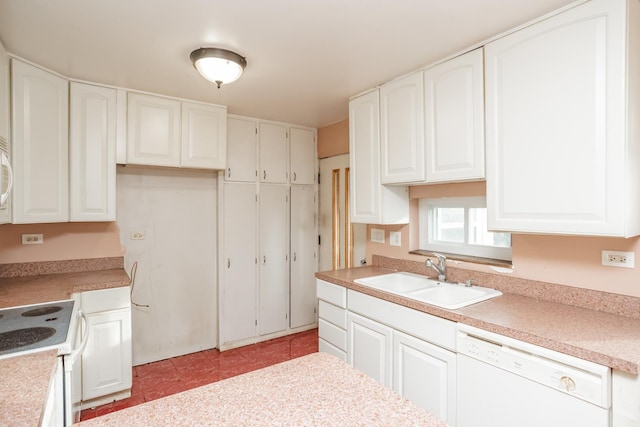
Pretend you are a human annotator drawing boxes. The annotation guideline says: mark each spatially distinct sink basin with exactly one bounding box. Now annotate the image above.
[354,272,438,293]
[405,284,502,310]
[354,272,501,309]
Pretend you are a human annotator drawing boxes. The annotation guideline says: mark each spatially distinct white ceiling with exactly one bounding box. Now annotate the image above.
[0,0,577,129]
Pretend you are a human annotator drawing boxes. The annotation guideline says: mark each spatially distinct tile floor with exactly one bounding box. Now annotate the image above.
[80,328,319,421]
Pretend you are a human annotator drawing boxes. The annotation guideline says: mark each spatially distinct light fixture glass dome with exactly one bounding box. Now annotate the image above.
[190,48,247,89]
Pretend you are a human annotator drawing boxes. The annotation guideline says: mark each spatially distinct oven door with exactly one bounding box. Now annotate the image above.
[62,306,89,426]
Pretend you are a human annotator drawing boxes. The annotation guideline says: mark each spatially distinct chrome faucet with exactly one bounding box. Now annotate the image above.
[425,253,447,282]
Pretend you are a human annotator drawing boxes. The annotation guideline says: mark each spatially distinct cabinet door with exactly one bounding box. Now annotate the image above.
[181,102,226,169]
[221,182,258,344]
[290,185,317,328]
[349,91,381,223]
[11,59,69,223]
[0,42,9,225]
[349,91,409,224]
[393,330,456,425]
[258,184,290,335]
[0,40,8,142]
[347,312,393,387]
[290,127,316,184]
[226,117,257,182]
[425,48,485,183]
[259,123,288,183]
[485,0,625,235]
[82,308,133,400]
[127,92,180,167]
[380,71,425,184]
[69,82,117,221]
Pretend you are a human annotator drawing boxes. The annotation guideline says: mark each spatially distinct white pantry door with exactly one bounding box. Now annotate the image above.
[319,154,366,272]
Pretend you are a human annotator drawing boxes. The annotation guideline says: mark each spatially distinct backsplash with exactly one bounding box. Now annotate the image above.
[0,257,124,278]
[373,255,640,319]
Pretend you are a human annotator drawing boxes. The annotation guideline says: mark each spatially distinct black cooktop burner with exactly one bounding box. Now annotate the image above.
[0,327,57,351]
[21,306,63,317]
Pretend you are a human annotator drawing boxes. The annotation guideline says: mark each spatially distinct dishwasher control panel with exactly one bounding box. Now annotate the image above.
[457,324,611,408]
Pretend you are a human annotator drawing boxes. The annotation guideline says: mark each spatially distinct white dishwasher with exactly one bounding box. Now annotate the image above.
[457,324,611,427]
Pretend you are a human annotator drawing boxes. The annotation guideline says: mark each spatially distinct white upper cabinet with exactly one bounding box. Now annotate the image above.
[379,71,425,184]
[127,92,181,167]
[11,59,69,224]
[424,48,485,183]
[181,101,227,169]
[226,117,257,182]
[349,90,409,224]
[0,41,9,143]
[259,123,288,183]
[0,41,11,225]
[485,0,640,236]
[290,127,316,184]
[69,82,117,222]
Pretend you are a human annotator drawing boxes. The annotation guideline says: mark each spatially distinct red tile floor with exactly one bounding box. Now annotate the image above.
[80,328,319,421]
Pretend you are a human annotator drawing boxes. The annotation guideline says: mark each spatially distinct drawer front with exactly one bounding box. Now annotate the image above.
[319,300,347,329]
[348,289,456,351]
[317,280,347,308]
[319,318,347,351]
[81,286,131,313]
[319,338,347,362]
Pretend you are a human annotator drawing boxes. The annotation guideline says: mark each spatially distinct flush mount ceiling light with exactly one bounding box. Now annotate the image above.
[190,47,247,89]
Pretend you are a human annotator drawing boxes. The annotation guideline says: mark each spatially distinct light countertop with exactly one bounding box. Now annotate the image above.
[316,264,640,374]
[76,352,448,427]
[0,260,130,427]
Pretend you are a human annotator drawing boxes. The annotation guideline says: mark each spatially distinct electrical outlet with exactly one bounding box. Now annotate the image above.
[370,228,385,243]
[390,231,401,247]
[21,234,43,245]
[130,231,145,240]
[601,250,634,268]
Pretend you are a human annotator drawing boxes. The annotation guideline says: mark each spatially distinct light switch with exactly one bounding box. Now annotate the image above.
[390,231,401,246]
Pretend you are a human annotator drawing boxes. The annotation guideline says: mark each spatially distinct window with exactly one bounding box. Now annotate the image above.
[419,197,512,261]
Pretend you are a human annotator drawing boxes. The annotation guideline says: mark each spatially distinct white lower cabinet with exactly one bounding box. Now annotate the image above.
[393,330,456,424]
[289,185,317,329]
[80,287,132,406]
[317,280,347,361]
[347,312,393,387]
[346,289,457,425]
[258,184,290,336]
[220,182,258,344]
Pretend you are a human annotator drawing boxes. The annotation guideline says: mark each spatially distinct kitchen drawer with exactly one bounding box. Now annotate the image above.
[319,318,347,352]
[317,280,347,308]
[348,289,456,351]
[81,286,131,314]
[319,338,347,362]
[319,300,347,329]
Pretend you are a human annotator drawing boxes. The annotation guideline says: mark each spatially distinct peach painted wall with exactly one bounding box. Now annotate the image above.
[320,120,640,298]
[0,222,124,263]
[317,119,349,158]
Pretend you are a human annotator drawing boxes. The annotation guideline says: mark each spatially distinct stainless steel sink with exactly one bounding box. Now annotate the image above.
[354,272,502,310]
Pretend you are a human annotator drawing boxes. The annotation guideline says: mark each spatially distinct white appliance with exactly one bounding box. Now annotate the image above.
[0,299,88,426]
[457,323,611,427]
[62,301,89,426]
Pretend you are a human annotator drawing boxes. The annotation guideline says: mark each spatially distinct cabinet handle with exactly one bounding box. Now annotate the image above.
[263,255,266,265]
[293,252,297,262]
[227,258,231,268]
[293,172,297,182]
[263,170,266,180]
[0,152,13,206]
[227,168,231,178]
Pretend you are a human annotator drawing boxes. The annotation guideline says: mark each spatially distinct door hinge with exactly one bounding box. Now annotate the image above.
[317,172,320,184]
[318,235,321,245]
